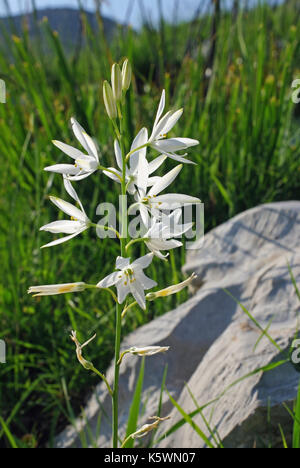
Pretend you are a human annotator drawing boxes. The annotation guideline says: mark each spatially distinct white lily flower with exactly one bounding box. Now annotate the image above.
[103,131,166,195]
[97,254,157,310]
[147,90,199,164]
[44,118,100,181]
[130,159,201,227]
[28,282,86,297]
[40,183,91,248]
[144,209,193,260]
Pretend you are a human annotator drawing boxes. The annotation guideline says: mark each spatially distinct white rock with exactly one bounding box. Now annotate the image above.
[56,201,300,448]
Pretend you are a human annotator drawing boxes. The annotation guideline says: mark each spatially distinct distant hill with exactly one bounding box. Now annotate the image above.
[0,8,119,51]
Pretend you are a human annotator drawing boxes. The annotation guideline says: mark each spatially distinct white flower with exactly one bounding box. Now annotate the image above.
[103,131,166,195]
[147,90,199,164]
[28,282,86,297]
[44,118,100,181]
[144,209,193,260]
[130,158,201,227]
[146,272,197,300]
[97,254,157,310]
[40,182,90,248]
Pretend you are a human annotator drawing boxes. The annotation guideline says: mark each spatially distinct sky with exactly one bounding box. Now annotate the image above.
[0,0,283,27]
[1,0,276,27]
[0,0,212,26]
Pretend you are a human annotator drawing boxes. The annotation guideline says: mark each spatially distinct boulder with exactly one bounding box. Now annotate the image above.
[56,201,300,448]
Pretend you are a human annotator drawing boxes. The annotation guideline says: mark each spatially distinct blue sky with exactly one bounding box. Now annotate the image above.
[1,1,282,26]
[0,0,211,26]
[1,0,267,26]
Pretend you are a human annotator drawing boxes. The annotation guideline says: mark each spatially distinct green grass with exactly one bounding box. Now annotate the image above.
[0,0,299,447]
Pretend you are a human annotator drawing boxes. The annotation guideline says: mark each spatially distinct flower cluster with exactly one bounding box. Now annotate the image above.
[29,61,199,308]
[29,58,199,447]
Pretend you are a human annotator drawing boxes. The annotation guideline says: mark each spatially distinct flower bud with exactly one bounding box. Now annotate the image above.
[122,58,132,92]
[28,282,86,297]
[103,80,117,119]
[146,273,197,301]
[117,345,169,365]
[129,346,170,356]
[111,63,122,101]
[129,416,171,439]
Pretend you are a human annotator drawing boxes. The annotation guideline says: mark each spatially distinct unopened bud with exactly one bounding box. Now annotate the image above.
[122,59,132,92]
[146,273,197,301]
[111,63,122,101]
[103,80,117,119]
[28,282,86,297]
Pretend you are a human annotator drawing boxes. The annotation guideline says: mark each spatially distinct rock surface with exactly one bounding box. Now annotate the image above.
[56,201,300,448]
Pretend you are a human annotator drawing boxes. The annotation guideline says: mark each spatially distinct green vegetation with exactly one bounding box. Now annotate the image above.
[0,0,299,447]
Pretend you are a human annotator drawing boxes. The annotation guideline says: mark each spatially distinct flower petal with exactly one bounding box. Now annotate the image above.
[66,172,98,181]
[63,177,84,212]
[139,204,150,229]
[132,252,154,270]
[116,257,131,270]
[158,151,196,165]
[150,110,173,141]
[52,140,84,160]
[114,140,123,170]
[158,109,183,136]
[76,157,99,172]
[148,164,182,197]
[154,138,199,152]
[44,164,79,175]
[153,89,166,131]
[40,220,83,234]
[130,128,149,172]
[129,279,147,310]
[71,118,98,159]
[153,193,201,210]
[146,238,182,251]
[97,271,121,289]
[116,279,130,304]
[148,155,167,174]
[41,229,86,249]
[136,156,149,197]
[135,270,157,289]
[49,196,87,222]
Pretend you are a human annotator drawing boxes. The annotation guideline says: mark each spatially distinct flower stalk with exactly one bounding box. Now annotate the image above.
[29,58,200,449]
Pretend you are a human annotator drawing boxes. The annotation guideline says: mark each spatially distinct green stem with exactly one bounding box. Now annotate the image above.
[121,300,137,319]
[121,434,133,448]
[98,165,122,183]
[112,99,127,449]
[125,143,149,162]
[125,237,149,252]
[90,222,121,239]
[90,366,113,397]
